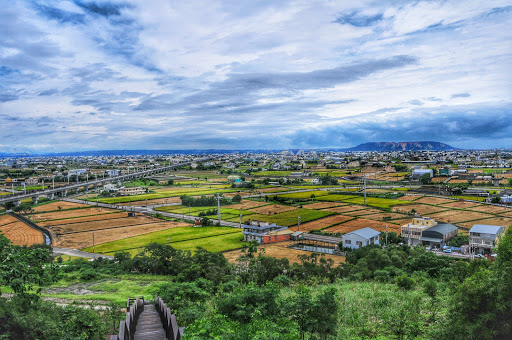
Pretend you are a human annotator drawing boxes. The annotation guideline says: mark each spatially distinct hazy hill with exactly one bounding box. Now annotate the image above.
[345,141,456,152]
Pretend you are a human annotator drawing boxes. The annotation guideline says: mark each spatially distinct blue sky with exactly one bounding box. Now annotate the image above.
[0,0,511,152]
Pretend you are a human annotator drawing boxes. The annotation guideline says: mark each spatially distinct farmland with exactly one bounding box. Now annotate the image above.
[0,220,44,246]
[289,215,354,232]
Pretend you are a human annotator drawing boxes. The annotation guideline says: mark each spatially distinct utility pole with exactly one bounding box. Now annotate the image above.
[217,193,221,225]
[92,231,95,253]
[52,176,55,189]
[385,226,388,246]
[298,216,301,231]
[364,175,367,206]
[239,209,243,229]
[23,183,26,194]
[42,180,45,190]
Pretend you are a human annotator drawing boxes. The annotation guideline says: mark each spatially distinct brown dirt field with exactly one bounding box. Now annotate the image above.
[468,205,512,214]
[414,197,454,205]
[441,201,483,209]
[396,195,422,201]
[55,221,189,249]
[32,201,89,212]
[0,222,44,246]
[0,215,19,226]
[458,217,512,230]
[256,187,288,193]
[38,212,136,227]
[117,197,181,206]
[342,208,383,216]
[222,192,252,198]
[431,177,446,183]
[222,240,345,265]
[249,204,297,215]
[288,215,354,232]
[303,202,348,209]
[392,204,448,215]
[427,210,492,224]
[322,205,367,213]
[325,218,401,234]
[51,215,158,234]
[229,200,270,210]
[363,213,409,221]
[29,207,119,222]
[389,218,413,226]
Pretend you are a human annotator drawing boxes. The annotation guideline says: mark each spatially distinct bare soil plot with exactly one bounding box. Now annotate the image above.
[0,214,19,226]
[427,210,492,224]
[386,218,413,226]
[0,222,44,246]
[38,212,135,227]
[32,201,89,212]
[392,204,447,215]
[51,215,158,234]
[256,187,289,193]
[325,218,401,234]
[468,205,512,214]
[303,202,348,209]
[117,197,181,206]
[396,195,422,201]
[321,205,368,213]
[414,197,454,205]
[222,240,345,266]
[229,200,270,210]
[342,208,383,216]
[29,207,119,222]
[55,221,189,249]
[441,201,483,209]
[248,204,297,215]
[288,215,354,232]
[458,217,512,230]
[432,177,446,183]
[363,212,408,221]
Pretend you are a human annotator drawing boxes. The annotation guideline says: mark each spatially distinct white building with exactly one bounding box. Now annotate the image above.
[118,186,146,196]
[411,168,433,180]
[469,224,505,254]
[342,227,380,249]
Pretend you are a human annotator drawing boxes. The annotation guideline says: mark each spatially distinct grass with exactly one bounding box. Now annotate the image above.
[448,196,486,202]
[315,194,361,202]
[342,197,413,209]
[91,188,238,203]
[82,226,243,255]
[276,191,331,199]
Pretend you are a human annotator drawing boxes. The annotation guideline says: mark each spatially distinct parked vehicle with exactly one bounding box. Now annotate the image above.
[443,248,452,253]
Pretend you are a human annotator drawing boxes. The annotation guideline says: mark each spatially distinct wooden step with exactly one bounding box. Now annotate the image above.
[134,305,167,340]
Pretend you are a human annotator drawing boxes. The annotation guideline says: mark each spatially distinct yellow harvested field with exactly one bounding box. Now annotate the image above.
[0,214,19,226]
[249,204,297,215]
[342,208,383,216]
[325,218,401,234]
[51,215,158,234]
[441,201,483,209]
[392,204,448,215]
[29,207,119,222]
[458,217,512,229]
[229,200,270,210]
[117,197,181,206]
[414,197,455,205]
[468,205,512,214]
[0,221,44,246]
[363,212,409,221]
[288,215,353,232]
[322,205,368,213]
[427,210,492,224]
[303,202,348,209]
[31,201,89,212]
[54,221,189,249]
[396,195,422,201]
[38,212,136,227]
[388,218,413,226]
[222,240,345,265]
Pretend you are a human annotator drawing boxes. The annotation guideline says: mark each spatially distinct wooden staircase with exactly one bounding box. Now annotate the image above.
[134,302,166,340]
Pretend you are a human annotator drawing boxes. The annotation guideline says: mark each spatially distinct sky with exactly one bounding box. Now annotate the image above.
[0,0,511,152]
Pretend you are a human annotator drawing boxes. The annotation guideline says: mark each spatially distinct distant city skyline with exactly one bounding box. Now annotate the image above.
[1,0,511,152]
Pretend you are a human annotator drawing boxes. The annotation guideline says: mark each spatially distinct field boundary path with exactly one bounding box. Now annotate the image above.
[52,247,114,260]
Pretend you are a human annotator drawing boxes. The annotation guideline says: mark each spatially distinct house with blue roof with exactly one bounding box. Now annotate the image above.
[469,224,506,254]
[342,227,380,249]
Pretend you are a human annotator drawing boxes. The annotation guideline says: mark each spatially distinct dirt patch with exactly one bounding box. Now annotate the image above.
[325,218,401,234]
[441,201,483,209]
[0,221,44,246]
[44,283,103,295]
[0,214,19,226]
[29,207,119,222]
[392,204,447,215]
[396,195,422,201]
[51,215,158,234]
[248,204,298,215]
[414,197,454,205]
[54,221,189,249]
[38,212,136,227]
[301,202,348,209]
[229,200,270,210]
[458,217,512,230]
[321,205,367,213]
[222,240,345,266]
[427,210,492,224]
[288,215,354,232]
[32,201,89,212]
[468,205,512,214]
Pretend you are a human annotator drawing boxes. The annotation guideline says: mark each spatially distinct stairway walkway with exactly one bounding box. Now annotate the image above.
[134,303,167,340]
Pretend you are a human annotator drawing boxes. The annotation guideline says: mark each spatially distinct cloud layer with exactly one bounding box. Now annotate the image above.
[0,0,511,152]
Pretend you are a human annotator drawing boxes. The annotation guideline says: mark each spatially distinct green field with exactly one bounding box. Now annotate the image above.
[448,196,486,202]
[83,226,243,255]
[315,194,361,202]
[276,190,330,199]
[91,188,237,203]
[252,170,293,176]
[237,208,334,227]
[342,197,412,209]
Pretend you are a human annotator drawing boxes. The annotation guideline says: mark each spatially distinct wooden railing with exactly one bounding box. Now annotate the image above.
[155,297,184,340]
[110,297,144,340]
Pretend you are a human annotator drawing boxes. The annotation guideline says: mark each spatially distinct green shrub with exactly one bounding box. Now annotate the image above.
[395,275,416,290]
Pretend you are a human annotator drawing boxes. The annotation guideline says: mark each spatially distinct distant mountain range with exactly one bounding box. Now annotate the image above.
[343,141,456,152]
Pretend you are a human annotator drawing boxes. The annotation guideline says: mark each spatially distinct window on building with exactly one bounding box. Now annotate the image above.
[345,240,351,244]
[356,241,362,246]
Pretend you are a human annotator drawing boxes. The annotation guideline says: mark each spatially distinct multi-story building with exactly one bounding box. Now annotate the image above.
[469,224,505,254]
[401,217,438,246]
[342,227,380,249]
[242,220,289,243]
[401,217,458,247]
[118,186,146,196]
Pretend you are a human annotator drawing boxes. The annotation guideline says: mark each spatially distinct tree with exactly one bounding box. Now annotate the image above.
[419,173,432,184]
[232,194,242,203]
[200,217,213,227]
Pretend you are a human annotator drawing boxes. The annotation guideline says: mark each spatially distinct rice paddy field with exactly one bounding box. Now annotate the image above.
[0,214,44,246]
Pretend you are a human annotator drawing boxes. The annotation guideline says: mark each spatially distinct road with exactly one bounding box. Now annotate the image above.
[52,247,114,260]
